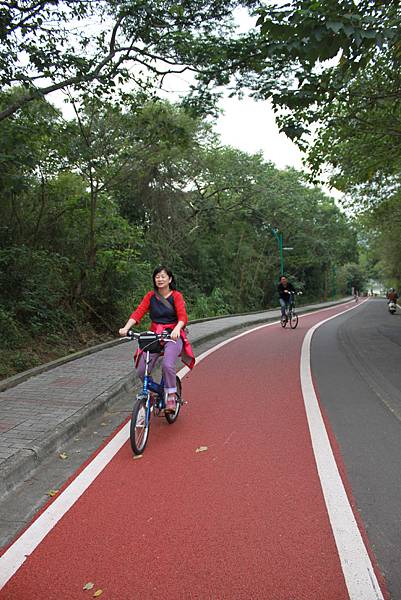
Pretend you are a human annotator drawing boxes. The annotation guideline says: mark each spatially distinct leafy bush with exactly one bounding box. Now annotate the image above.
[189,288,231,319]
[0,246,72,335]
[0,307,23,349]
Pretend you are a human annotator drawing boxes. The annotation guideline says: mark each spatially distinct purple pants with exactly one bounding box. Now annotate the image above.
[136,338,183,394]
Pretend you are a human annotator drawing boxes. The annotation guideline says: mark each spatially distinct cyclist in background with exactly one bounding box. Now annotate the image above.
[387,288,398,304]
[277,275,296,321]
[119,265,195,413]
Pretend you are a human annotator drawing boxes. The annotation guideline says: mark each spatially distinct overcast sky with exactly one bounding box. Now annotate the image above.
[214,95,304,170]
[210,6,304,171]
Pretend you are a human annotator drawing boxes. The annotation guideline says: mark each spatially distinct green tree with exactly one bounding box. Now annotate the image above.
[0,0,257,121]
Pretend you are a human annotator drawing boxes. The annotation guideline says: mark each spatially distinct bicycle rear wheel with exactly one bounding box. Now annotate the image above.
[289,310,298,329]
[165,376,182,424]
[130,396,150,455]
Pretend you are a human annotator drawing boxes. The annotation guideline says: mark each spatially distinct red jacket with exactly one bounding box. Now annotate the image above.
[130,290,195,369]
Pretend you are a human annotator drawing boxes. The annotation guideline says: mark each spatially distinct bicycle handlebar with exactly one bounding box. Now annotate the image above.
[126,330,173,341]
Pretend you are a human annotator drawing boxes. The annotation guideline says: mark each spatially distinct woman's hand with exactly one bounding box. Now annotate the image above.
[170,326,181,341]
[119,319,136,337]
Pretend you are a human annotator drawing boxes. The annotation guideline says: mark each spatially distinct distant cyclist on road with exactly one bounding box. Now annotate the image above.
[387,288,398,304]
[277,275,296,321]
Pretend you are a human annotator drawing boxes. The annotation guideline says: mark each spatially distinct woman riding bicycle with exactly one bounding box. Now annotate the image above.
[119,266,195,413]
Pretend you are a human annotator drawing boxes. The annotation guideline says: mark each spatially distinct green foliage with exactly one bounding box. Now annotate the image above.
[0,246,72,335]
[0,0,248,121]
[0,307,23,350]
[189,289,231,319]
[357,194,401,290]
[337,263,368,295]
[186,0,400,300]
[0,91,360,379]
[189,1,400,201]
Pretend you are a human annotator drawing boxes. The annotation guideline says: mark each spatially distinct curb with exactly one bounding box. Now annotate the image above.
[0,298,351,499]
[0,372,140,499]
[0,298,350,392]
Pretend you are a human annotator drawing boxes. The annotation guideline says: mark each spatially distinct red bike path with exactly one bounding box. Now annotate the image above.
[0,302,388,599]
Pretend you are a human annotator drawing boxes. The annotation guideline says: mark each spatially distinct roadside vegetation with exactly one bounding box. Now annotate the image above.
[1,0,399,379]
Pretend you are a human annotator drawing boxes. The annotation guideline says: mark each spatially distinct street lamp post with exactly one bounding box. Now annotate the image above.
[271,228,284,276]
[332,264,337,300]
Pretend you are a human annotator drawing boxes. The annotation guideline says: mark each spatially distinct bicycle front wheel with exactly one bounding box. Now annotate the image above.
[165,376,182,424]
[130,396,150,455]
[289,311,298,329]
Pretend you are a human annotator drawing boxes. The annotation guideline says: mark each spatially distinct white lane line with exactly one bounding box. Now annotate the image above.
[0,423,130,589]
[300,303,384,600]
[0,299,362,590]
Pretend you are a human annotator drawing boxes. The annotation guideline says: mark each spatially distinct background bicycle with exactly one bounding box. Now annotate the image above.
[280,291,299,329]
[126,330,183,455]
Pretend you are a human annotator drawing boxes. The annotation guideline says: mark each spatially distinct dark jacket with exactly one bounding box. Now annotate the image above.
[278,282,295,301]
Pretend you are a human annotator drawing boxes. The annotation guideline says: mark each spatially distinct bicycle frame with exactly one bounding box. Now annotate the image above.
[284,294,295,316]
[141,350,166,425]
[281,291,299,329]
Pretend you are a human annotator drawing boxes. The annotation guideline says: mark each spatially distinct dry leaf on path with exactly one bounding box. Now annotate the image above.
[59,452,68,460]
[82,582,94,590]
[195,446,208,453]
[93,590,103,597]
[46,490,59,497]
[133,454,143,460]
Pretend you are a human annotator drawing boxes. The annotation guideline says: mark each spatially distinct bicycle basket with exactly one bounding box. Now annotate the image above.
[138,332,163,353]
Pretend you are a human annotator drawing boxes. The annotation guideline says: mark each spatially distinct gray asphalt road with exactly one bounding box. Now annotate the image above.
[311,298,401,600]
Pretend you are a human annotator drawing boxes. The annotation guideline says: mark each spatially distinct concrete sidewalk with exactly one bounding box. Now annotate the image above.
[0,298,349,498]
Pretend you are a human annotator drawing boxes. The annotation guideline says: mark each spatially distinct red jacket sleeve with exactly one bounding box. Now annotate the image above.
[130,291,153,323]
[172,291,188,325]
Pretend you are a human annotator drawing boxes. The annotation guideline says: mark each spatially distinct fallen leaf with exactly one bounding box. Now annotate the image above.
[133,454,143,460]
[93,590,103,597]
[59,452,68,460]
[83,582,94,590]
[47,490,59,497]
[195,446,208,453]
[100,422,108,426]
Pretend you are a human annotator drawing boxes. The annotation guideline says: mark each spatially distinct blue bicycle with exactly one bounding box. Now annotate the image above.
[127,330,183,455]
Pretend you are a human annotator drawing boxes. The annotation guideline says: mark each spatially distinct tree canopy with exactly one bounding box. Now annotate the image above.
[0,89,360,378]
[0,0,257,120]
[2,0,393,380]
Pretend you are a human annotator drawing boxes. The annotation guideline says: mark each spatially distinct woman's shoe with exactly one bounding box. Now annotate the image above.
[165,394,176,413]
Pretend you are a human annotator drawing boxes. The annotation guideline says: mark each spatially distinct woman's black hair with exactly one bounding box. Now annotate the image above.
[152,265,177,290]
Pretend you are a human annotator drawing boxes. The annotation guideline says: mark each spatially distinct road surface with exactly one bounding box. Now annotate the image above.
[1,298,399,599]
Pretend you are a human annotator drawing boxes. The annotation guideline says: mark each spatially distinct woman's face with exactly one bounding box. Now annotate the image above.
[154,269,172,289]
